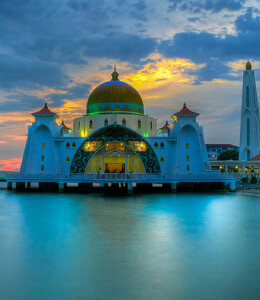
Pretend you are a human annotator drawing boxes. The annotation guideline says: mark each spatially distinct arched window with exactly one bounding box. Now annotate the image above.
[41,155,44,162]
[89,119,93,129]
[66,142,70,149]
[160,156,164,163]
[150,121,152,130]
[160,142,164,149]
[246,86,249,107]
[104,118,108,126]
[41,165,44,171]
[72,142,76,149]
[138,119,141,129]
[66,156,70,163]
[187,165,190,171]
[154,142,158,149]
[78,122,80,131]
[122,118,126,126]
[247,118,250,146]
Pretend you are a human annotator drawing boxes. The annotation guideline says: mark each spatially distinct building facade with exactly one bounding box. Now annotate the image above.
[239,61,260,160]
[20,68,210,177]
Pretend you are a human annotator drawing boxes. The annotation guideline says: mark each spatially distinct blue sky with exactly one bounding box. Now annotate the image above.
[0,0,260,170]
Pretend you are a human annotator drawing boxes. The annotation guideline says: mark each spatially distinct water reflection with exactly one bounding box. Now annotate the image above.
[0,191,260,300]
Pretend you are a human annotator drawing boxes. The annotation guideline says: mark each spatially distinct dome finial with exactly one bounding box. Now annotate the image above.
[44,102,48,108]
[183,102,187,108]
[246,61,252,70]
[111,65,119,80]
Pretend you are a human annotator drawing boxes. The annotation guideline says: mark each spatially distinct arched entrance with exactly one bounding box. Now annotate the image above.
[70,124,160,173]
[86,142,145,173]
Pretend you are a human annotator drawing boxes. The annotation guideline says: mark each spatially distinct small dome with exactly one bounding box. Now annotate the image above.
[246,61,252,70]
[86,67,144,115]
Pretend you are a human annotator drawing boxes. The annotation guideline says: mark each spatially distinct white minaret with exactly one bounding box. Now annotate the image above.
[239,61,260,160]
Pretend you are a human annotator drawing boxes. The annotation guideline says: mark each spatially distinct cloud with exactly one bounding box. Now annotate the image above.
[158,9,260,81]
[82,34,157,63]
[0,55,70,90]
[0,158,22,171]
[167,0,245,13]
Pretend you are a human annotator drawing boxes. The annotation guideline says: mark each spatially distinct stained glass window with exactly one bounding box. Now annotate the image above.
[160,156,164,163]
[138,119,141,129]
[160,142,164,149]
[66,156,70,163]
[128,141,146,151]
[66,142,70,149]
[83,141,102,152]
[122,118,126,126]
[89,120,93,129]
[104,119,108,126]
[154,142,158,149]
[72,142,76,149]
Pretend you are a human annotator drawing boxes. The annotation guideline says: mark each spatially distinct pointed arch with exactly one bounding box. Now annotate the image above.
[70,124,161,173]
[66,142,70,149]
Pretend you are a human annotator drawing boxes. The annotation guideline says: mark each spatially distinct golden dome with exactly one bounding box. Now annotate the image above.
[87,67,144,115]
[246,61,252,70]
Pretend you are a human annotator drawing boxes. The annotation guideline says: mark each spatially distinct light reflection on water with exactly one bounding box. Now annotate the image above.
[0,191,260,300]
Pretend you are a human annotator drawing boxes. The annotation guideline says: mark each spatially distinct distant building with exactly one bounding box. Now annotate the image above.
[206,144,239,161]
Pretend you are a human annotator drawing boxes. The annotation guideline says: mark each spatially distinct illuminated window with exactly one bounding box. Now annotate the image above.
[66,156,70,163]
[186,143,189,149]
[72,142,76,149]
[187,165,190,171]
[89,120,93,129]
[104,118,108,126]
[66,142,70,149]
[160,156,164,163]
[154,142,158,149]
[78,122,80,131]
[150,121,152,130]
[186,155,189,161]
[160,142,164,149]
[122,118,126,126]
[246,86,249,107]
[41,155,44,162]
[138,119,141,129]
[42,143,45,149]
[41,165,44,171]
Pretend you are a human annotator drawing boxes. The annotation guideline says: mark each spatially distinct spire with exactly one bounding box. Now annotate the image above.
[111,65,119,80]
[246,61,252,70]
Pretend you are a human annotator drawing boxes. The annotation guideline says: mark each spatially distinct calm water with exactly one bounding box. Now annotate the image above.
[0,190,260,300]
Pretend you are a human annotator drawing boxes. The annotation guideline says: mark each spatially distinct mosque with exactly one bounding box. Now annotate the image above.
[7,66,237,192]
[20,67,211,178]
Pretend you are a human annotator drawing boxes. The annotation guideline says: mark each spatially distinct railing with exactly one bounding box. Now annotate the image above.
[6,171,235,182]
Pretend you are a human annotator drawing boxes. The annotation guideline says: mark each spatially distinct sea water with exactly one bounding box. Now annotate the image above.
[0,190,260,300]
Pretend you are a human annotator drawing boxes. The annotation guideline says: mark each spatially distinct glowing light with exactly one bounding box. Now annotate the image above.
[83,141,102,152]
[158,129,162,133]
[128,141,146,151]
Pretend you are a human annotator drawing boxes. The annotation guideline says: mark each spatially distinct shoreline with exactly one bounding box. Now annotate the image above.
[237,189,260,195]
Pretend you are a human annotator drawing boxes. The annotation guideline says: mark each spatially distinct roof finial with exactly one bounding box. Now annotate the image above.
[111,65,119,81]
[246,61,252,70]
[61,120,64,125]
[44,102,48,108]
[183,102,187,108]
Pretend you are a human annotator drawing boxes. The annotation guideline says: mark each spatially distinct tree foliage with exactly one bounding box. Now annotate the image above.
[217,150,239,161]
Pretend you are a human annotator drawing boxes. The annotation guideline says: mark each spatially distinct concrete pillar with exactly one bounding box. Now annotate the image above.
[58,183,65,193]
[127,182,133,194]
[170,183,177,192]
[7,182,12,190]
[228,181,236,192]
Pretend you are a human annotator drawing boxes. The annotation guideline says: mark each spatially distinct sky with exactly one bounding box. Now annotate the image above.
[0,0,260,171]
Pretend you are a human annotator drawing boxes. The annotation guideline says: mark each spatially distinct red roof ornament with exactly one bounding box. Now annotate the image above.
[175,103,199,116]
[32,103,57,116]
[250,154,260,161]
[61,120,71,131]
[158,121,169,131]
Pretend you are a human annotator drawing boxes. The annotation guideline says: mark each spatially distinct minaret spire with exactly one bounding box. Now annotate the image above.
[239,61,260,160]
